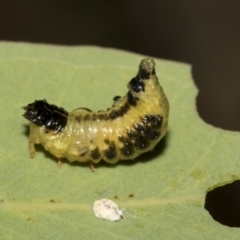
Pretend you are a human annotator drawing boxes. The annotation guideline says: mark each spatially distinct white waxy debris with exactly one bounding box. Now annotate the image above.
[93,198,124,221]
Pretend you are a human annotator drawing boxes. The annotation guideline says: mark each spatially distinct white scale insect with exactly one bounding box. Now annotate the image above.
[93,198,124,221]
[23,58,169,171]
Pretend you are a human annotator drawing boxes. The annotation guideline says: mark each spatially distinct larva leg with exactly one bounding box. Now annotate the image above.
[29,141,36,158]
[58,159,62,167]
[89,161,95,172]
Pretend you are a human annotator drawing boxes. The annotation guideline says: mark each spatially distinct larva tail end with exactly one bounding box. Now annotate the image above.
[139,58,156,80]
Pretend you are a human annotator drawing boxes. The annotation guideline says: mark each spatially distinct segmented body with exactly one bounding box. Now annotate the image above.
[23,58,169,165]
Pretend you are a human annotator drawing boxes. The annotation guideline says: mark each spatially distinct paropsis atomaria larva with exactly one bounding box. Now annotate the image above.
[23,58,169,170]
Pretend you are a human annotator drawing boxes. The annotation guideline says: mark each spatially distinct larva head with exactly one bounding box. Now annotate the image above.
[22,100,68,132]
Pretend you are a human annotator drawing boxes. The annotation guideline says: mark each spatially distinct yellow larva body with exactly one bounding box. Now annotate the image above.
[23,58,169,165]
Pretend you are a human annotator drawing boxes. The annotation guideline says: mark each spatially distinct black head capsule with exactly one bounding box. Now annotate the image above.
[22,99,68,132]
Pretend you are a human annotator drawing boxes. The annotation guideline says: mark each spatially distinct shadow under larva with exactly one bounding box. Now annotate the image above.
[22,58,169,171]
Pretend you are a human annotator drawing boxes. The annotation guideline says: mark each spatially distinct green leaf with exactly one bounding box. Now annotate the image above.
[0,42,239,239]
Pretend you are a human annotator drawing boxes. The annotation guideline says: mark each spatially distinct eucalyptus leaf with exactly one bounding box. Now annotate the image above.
[0,42,239,239]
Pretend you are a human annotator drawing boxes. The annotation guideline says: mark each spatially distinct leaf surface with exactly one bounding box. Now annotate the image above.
[0,42,239,239]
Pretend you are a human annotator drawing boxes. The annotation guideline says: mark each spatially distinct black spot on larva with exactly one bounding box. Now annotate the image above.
[91,147,100,160]
[150,115,162,128]
[129,77,145,93]
[118,136,124,142]
[101,114,109,121]
[120,138,134,156]
[127,130,138,141]
[104,139,110,144]
[103,114,109,121]
[127,91,139,106]
[145,127,160,140]
[120,103,130,115]
[109,110,120,119]
[134,135,149,150]
[143,115,163,128]
[127,131,149,150]
[22,99,68,133]
[80,152,86,157]
[134,123,146,134]
[95,114,104,121]
[152,68,156,75]
[104,142,117,160]
[83,114,90,121]
[92,114,97,121]
[74,115,82,122]
[113,96,121,102]
[109,103,130,119]
[139,68,150,80]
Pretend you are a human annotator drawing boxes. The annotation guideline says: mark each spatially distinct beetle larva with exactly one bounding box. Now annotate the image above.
[23,58,169,170]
